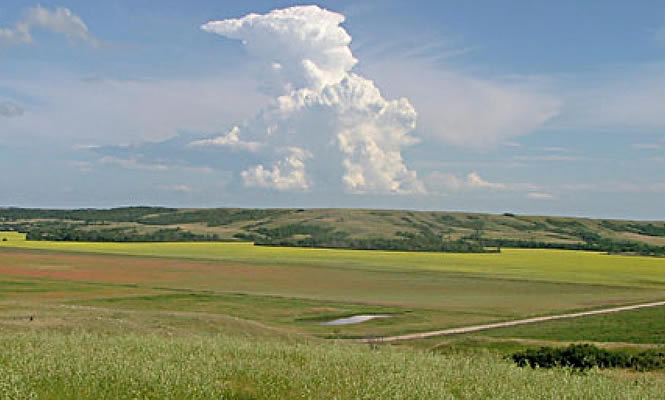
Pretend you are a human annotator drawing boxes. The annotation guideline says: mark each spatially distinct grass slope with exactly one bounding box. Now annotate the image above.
[3,331,665,399]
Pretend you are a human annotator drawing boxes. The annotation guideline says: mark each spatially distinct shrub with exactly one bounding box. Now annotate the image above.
[511,344,665,371]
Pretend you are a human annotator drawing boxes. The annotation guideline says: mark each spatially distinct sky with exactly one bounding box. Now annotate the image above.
[1,1,664,219]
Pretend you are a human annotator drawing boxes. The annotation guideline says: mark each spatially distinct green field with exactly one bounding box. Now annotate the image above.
[2,233,665,397]
[480,304,665,344]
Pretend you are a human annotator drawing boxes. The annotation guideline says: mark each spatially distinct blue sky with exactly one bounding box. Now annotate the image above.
[1,1,664,219]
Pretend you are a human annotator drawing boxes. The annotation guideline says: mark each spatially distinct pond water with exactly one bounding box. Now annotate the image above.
[319,315,391,326]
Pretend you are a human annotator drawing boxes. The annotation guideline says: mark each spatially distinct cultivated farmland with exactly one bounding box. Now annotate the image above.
[2,232,665,398]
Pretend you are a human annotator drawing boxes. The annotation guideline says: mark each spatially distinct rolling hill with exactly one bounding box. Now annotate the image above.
[1,207,664,255]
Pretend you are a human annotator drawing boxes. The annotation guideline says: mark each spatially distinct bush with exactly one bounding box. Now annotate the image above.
[511,344,665,371]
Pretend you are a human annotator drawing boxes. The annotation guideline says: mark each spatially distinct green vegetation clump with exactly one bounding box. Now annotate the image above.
[512,344,665,371]
[139,208,290,226]
[481,237,665,256]
[247,224,495,253]
[601,220,665,237]
[25,227,221,242]
[0,206,174,222]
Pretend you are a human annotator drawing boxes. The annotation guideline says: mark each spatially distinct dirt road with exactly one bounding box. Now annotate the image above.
[358,300,665,343]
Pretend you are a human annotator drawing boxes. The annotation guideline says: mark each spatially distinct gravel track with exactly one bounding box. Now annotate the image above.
[358,300,665,343]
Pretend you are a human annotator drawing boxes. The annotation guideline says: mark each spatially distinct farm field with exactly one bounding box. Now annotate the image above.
[2,233,665,398]
[2,234,665,337]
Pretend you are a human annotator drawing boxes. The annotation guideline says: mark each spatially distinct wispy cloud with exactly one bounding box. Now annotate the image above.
[98,156,214,174]
[527,192,554,200]
[514,154,586,162]
[632,143,663,150]
[0,5,98,47]
[68,160,92,172]
[99,156,169,171]
[360,56,560,148]
[538,146,570,153]
[425,171,540,193]
[560,181,665,193]
[157,184,192,193]
[189,126,262,152]
[466,172,506,190]
[2,75,266,146]
[0,101,23,117]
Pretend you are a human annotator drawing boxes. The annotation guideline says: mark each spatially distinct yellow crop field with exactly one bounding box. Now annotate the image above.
[3,235,665,288]
[0,231,26,242]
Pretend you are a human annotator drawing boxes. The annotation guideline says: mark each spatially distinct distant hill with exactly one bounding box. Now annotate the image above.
[1,207,664,255]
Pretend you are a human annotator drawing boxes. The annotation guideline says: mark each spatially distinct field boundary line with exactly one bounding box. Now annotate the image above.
[358,300,665,343]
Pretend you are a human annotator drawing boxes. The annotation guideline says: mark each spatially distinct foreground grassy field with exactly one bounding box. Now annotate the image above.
[4,331,665,400]
[2,234,665,397]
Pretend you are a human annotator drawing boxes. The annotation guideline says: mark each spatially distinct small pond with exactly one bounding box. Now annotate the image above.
[319,314,391,326]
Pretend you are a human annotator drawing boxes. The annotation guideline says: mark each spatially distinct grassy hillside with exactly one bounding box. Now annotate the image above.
[4,331,665,399]
[2,207,665,254]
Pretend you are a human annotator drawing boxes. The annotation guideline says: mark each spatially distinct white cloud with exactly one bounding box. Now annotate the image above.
[98,156,214,174]
[425,171,541,194]
[241,147,311,191]
[68,160,92,172]
[188,126,262,152]
[560,182,665,193]
[527,192,554,200]
[0,101,23,117]
[466,172,506,190]
[99,156,169,171]
[158,184,192,193]
[0,5,98,47]
[538,146,569,153]
[202,5,424,194]
[632,143,663,150]
[0,22,30,45]
[514,154,585,162]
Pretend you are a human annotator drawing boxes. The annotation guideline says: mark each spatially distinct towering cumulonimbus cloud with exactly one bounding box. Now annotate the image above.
[201,5,425,194]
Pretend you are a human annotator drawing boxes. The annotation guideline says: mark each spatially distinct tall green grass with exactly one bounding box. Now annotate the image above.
[1,332,664,399]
